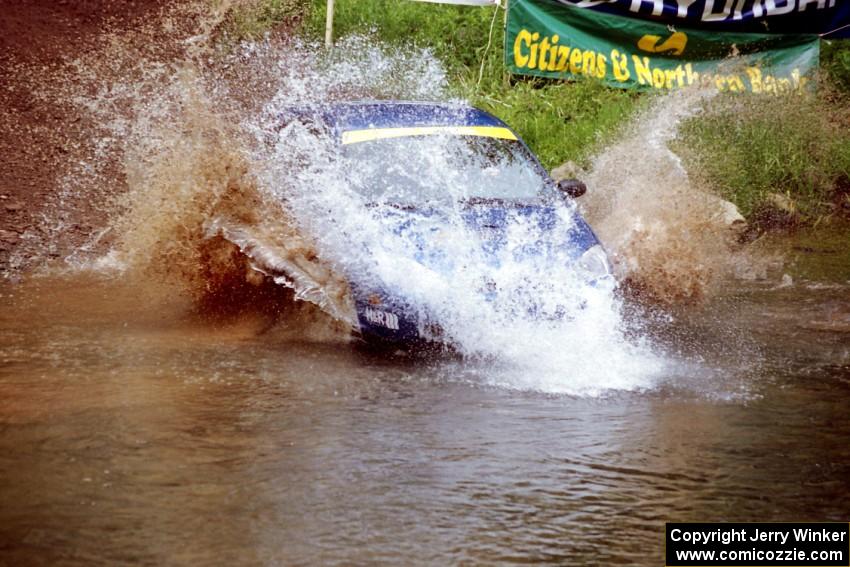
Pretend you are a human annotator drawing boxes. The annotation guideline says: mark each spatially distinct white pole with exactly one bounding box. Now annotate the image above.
[325,0,335,48]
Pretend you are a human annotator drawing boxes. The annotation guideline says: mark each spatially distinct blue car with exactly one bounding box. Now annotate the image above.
[277,101,612,349]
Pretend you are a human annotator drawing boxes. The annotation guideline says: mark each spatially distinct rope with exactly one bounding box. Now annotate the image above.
[477,2,502,89]
[820,22,850,38]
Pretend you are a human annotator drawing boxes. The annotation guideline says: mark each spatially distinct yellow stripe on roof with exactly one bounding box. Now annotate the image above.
[341,125,517,145]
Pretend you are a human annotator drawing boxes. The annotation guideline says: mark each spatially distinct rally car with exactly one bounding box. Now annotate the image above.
[276,101,612,348]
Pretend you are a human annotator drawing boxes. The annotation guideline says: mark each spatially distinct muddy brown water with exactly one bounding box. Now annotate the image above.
[1,232,849,565]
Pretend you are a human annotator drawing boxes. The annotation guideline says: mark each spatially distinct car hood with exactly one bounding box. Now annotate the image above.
[371,201,600,277]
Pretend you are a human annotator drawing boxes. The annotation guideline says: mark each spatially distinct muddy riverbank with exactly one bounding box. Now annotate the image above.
[0,0,294,274]
[0,0,171,269]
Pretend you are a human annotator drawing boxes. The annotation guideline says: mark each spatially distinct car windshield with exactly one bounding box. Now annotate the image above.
[342,133,550,206]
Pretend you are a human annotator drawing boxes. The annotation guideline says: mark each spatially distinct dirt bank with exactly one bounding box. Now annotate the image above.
[1,1,168,271]
[0,1,292,274]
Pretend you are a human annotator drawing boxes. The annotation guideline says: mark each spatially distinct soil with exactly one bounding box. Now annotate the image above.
[0,1,174,271]
[0,2,184,273]
[0,0,290,274]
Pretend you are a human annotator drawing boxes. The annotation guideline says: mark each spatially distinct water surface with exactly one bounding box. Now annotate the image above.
[1,257,848,565]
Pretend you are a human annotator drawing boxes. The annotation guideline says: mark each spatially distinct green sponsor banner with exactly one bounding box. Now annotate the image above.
[505,0,820,93]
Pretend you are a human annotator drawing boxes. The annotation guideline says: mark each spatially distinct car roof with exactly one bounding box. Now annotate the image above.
[278,101,508,132]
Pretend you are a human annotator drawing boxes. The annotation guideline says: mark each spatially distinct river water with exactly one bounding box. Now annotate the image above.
[1,227,849,565]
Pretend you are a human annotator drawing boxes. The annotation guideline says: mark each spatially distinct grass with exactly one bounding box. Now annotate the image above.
[676,88,850,224]
[307,0,501,72]
[677,40,850,225]
[822,39,850,93]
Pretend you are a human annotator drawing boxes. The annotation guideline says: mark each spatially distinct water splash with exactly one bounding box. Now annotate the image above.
[7,15,673,394]
[579,87,751,303]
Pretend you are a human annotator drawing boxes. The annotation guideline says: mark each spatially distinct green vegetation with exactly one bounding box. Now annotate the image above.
[822,40,850,92]
[221,0,850,224]
[307,0,494,72]
[677,89,850,225]
[677,40,850,225]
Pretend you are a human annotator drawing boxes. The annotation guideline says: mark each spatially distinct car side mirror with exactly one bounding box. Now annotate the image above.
[557,179,587,199]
